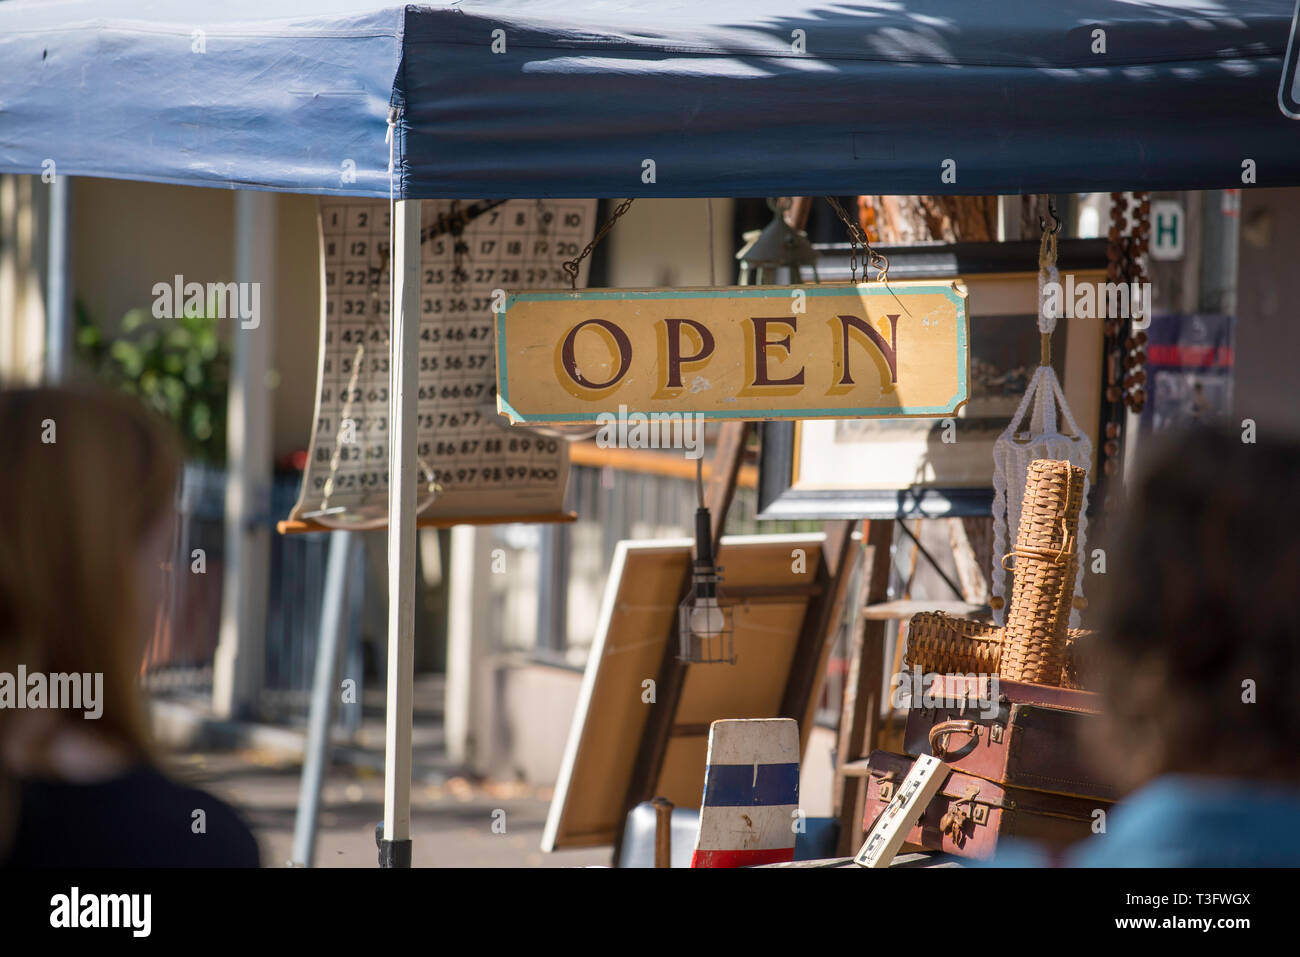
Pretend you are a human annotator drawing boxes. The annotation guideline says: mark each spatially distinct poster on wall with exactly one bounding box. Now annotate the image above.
[1139,313,1235,434]
[285,198,597,531]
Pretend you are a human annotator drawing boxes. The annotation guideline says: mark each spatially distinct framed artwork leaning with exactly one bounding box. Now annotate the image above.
[758,240,1106,520]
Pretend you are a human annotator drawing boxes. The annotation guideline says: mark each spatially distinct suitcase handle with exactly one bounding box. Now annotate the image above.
[929,719,978,758]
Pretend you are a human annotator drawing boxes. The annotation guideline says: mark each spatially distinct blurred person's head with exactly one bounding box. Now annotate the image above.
[1092,425,1300,792]
[0,385,180,776]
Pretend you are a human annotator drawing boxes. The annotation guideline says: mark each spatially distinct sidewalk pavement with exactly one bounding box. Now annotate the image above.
[164,749,607,867]
[150,678,607,868]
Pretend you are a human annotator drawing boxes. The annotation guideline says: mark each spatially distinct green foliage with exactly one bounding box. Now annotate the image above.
[75,299,231,464]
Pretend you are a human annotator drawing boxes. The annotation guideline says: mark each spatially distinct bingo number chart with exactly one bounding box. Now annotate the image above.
[288,198,597,529]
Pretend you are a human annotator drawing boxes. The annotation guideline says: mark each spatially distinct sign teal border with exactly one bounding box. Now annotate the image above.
[494,284,969,423]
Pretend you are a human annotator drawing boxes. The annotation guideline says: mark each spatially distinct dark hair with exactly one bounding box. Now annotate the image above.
[1092,426,1300,789]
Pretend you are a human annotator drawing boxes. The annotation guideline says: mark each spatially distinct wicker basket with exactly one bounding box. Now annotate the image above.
[999,459,1087,685]
[903,611,1094,690]
[903,611,1002,675]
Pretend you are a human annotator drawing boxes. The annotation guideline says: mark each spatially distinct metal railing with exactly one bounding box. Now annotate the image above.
[143,465,363,731]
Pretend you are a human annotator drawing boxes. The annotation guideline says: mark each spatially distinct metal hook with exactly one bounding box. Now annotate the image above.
[1039,200,1062,235]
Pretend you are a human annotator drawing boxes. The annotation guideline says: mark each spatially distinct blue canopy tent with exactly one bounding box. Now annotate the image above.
[2,0,1299,198]
[3,0,1297,867]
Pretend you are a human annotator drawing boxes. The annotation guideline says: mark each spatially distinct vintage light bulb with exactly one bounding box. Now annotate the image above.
[687,595,725,638]
[677,505,734,663]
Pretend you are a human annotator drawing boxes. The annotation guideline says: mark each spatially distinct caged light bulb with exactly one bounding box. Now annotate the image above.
[687,595,726,639]
[677,505,734,663]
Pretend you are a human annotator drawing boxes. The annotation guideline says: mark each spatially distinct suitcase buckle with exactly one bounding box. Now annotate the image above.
[940,785,983,844]
[877,770,898,802]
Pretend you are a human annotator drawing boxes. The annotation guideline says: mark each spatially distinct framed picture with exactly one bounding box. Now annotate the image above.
[758,240,1106,520]
[1138,312,1235,435]
[543,532,830,850]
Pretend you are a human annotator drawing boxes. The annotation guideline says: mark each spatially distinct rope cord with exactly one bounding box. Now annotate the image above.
[990,211,1091,626]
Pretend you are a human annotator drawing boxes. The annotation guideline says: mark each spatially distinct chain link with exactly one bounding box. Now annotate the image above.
[562,198,635,289]
[824,196,889,283]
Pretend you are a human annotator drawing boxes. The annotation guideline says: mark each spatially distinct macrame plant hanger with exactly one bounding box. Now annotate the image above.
[990,208,1092,628]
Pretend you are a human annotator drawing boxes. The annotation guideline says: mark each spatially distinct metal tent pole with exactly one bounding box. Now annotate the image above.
[379,198,421,867]
[290,529,354,868]
[213,190,275,720]
[44,174,72,383]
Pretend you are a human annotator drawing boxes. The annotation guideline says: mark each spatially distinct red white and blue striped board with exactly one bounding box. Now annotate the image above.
[690,718,800,868]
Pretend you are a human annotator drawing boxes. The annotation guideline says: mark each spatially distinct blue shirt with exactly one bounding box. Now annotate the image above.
[992,775,1300,867]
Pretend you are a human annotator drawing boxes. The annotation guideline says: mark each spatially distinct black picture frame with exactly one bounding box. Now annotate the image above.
[757,238,1108,521]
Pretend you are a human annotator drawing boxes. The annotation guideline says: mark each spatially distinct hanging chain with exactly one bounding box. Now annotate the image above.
[825,196,860,281]
[1122,193,1150,418]
[562,198,635,289]
[824,195,889,283]
[1099,192,1150,485]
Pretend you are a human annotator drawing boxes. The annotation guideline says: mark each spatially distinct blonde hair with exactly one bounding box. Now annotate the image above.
[0,385,181,767]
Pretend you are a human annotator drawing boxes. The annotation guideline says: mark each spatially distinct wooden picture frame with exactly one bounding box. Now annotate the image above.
[758,240,1107,520]
[543,532,831,851]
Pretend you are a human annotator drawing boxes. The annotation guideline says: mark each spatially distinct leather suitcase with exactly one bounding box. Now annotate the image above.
[863,750,1110,860]
[902,673,1117,801]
